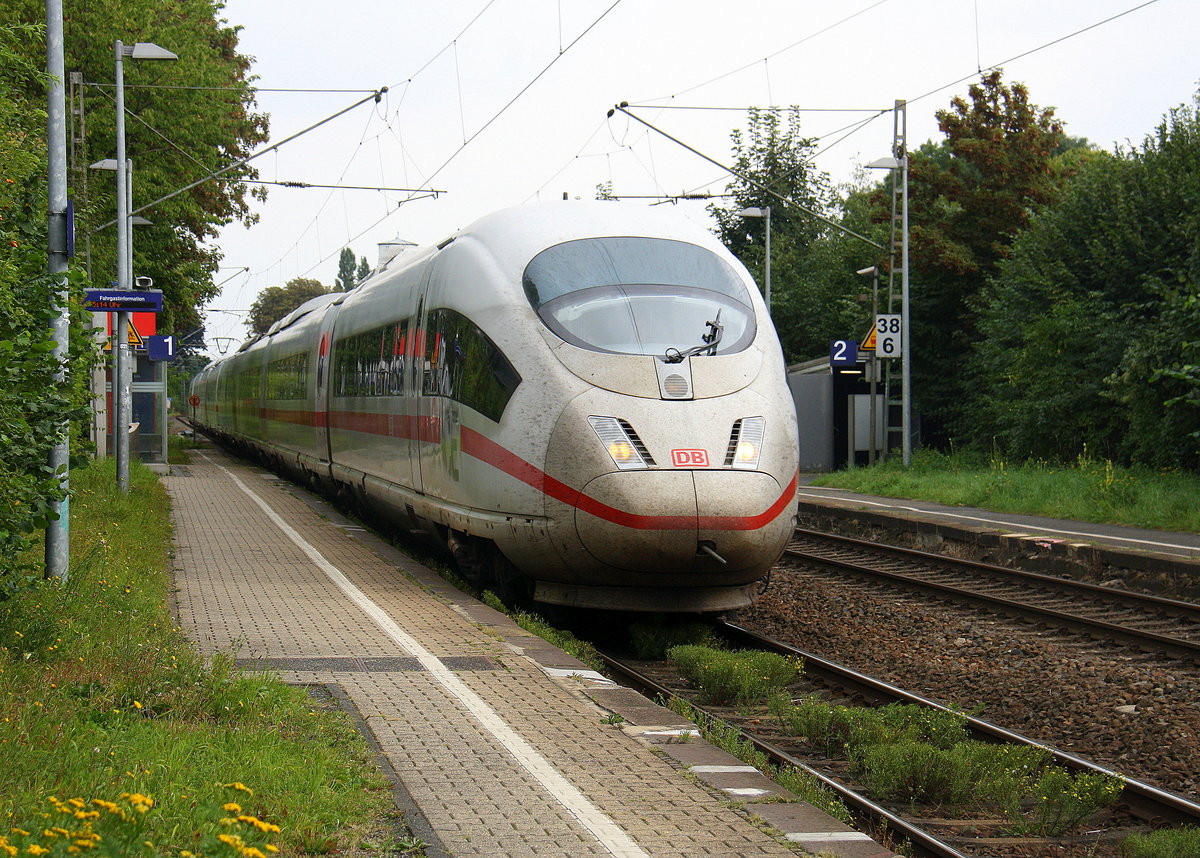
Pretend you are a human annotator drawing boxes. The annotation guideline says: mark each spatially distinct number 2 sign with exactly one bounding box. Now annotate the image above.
[830,339,858,368]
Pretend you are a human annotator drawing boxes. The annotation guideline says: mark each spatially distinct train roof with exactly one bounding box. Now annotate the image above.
[205,201,740,367]
[445,201,735,271]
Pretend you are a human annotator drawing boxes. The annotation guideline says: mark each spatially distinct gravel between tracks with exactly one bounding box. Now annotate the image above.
[739,557,1200,800]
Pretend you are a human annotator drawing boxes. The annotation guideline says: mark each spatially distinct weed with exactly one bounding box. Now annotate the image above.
[668,645,801,705]
[628,617,721,659]
[1121,824,1200,857]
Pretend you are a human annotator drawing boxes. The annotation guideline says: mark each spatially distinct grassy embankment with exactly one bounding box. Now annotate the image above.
[811,449,1200,533]
[0,456,416,856]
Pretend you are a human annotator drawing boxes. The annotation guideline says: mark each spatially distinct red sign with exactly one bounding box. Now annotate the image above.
[671,449,709,467]
[100,311,157,348]
[188,394,200,408]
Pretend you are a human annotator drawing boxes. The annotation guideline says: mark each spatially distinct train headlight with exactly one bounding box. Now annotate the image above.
[727,417,765,470]
[589,416,653,470]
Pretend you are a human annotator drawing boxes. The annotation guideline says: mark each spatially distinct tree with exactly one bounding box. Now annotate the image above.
[5,0,269,336]
[969,92,1200,468]
[0,22,95,589]
[247,277,333,336]
[900,70,1068,445]
[710,107,872,362]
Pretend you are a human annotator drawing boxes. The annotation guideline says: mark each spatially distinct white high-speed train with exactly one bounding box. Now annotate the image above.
[191,202,798,612]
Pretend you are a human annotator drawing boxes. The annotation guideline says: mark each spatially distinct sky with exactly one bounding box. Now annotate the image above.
[195,0,1199,359]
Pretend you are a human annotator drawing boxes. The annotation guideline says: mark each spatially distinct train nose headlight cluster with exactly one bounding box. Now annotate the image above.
[589,416,654,470]
[726,417,765,470]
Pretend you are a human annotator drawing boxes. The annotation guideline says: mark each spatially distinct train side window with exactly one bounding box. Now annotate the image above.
[423,308,520,422]
[266,352,308,399]
[332,319,410,398]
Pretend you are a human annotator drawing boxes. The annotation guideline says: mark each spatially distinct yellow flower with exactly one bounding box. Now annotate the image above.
[28,846,50,856]
[119,794,153,813]
[222,803,242,814]
[237,816,280,835]
[224,783,254,796]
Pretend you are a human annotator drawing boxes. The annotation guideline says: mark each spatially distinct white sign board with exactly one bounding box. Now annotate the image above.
[875,314,902,358]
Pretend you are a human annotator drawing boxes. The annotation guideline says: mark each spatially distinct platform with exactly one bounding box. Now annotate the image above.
[796,481,1200,585]
[166,447,893,858]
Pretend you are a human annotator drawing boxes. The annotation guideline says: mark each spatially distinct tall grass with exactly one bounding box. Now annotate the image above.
[0,458,398,854]
[812,448,1200,532]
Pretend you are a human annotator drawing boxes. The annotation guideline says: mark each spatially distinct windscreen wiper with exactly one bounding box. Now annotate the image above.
[663,310,723,363]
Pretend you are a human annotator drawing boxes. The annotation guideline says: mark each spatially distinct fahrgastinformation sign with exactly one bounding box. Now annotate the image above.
[83,288,163,313]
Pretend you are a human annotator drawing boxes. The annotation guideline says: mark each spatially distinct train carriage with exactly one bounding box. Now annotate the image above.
[191,201,799,612]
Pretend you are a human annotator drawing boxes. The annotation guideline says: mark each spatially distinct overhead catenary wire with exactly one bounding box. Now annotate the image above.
[127,87,393,220]
[602,0,1165,210]
[292,0,627,281]
[611,103,885,250]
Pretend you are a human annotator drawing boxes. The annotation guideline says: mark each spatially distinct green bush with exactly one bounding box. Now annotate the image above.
[668,645,801,705]
[1007,767,1124,836]
[628,618,721,659]
[1122,825,1200,858]
[856,739,1046,810]
[769,697,970,756]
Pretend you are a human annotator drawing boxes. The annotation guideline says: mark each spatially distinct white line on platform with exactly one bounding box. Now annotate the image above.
[785,831,874,842]
[689,765,759,773]
[203,453,651,858]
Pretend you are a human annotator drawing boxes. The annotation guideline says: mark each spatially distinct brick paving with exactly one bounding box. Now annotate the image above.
[168,448,891,858]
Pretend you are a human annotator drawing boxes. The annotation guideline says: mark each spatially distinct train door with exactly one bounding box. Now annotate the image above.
[414,257,466,506]
[313,300,341,465]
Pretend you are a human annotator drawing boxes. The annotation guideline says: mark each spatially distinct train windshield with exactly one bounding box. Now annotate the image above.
[522,237,757,357]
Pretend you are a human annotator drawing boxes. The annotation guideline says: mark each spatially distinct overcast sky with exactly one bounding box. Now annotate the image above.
[197,0,1199,357]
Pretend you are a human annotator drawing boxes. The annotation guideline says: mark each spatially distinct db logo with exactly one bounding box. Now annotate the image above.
[671,449,709,467]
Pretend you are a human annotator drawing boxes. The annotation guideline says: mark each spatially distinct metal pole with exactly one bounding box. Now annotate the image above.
[114,40,131,492]
[764,206,771,315]
[898,100,912,466]
[44,0,70,581]
[869,267,879,466]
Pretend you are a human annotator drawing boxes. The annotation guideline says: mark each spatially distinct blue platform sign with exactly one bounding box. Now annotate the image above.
[147,335,176,362]
[830,339,858,368]
[84,289,163,313]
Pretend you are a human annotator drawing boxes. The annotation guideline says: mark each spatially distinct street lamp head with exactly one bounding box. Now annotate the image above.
[736,207,767,218]
[125,42,178,61]
[866,156,903,170]
[89,159,119,171]
[856,266,877,277]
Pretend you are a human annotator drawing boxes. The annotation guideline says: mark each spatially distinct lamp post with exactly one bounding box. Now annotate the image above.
[736,206,771,315]
[109,39,177,491]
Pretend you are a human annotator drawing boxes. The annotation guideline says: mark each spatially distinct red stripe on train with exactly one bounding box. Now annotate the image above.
[459,427,796,532]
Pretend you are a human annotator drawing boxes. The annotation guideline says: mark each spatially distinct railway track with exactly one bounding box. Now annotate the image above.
[786,528,1200,661]
[597,622,1200,858]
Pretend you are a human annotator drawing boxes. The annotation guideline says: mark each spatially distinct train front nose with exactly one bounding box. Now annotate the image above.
[573,469,793,575]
